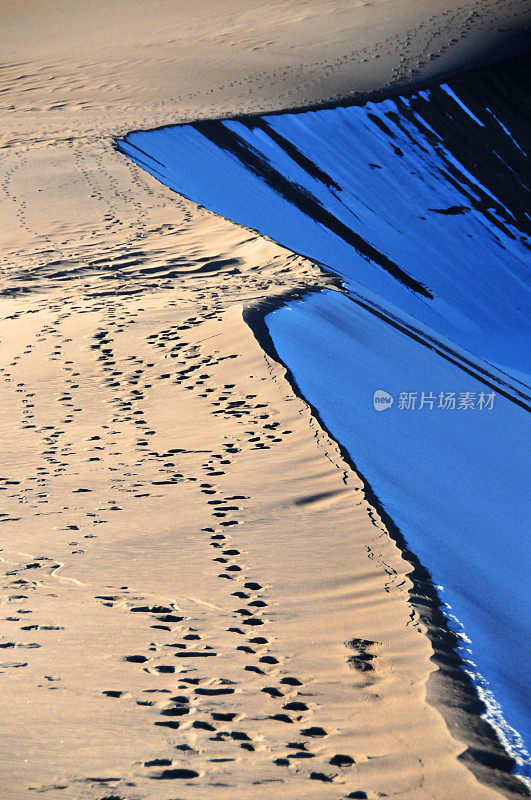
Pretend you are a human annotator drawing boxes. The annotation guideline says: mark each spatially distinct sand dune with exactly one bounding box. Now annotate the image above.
[3,0,530,143]
[1,1,529,798]
[118,54,531,767]
[0,235,510,799]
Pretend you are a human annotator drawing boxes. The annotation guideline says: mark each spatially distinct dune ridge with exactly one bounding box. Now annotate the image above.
[115,53,531,781]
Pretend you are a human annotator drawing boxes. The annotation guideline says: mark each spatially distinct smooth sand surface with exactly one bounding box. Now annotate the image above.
[3,0,530,141]
[1,2,529,799]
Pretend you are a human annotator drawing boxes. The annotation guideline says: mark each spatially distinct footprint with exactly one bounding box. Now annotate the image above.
[345,638,377,672]
[151,768,199,780]
[330,754,355,767]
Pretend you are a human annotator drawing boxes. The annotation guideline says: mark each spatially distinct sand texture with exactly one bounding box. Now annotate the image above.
[1,2,529,799]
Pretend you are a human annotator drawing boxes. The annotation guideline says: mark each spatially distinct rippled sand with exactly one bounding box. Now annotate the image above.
[0,2,529,798]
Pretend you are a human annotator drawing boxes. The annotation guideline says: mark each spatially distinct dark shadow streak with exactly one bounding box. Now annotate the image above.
[192,119,433,299]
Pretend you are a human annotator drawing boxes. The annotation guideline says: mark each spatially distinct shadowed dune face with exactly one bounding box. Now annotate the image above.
[118,54,531,384]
